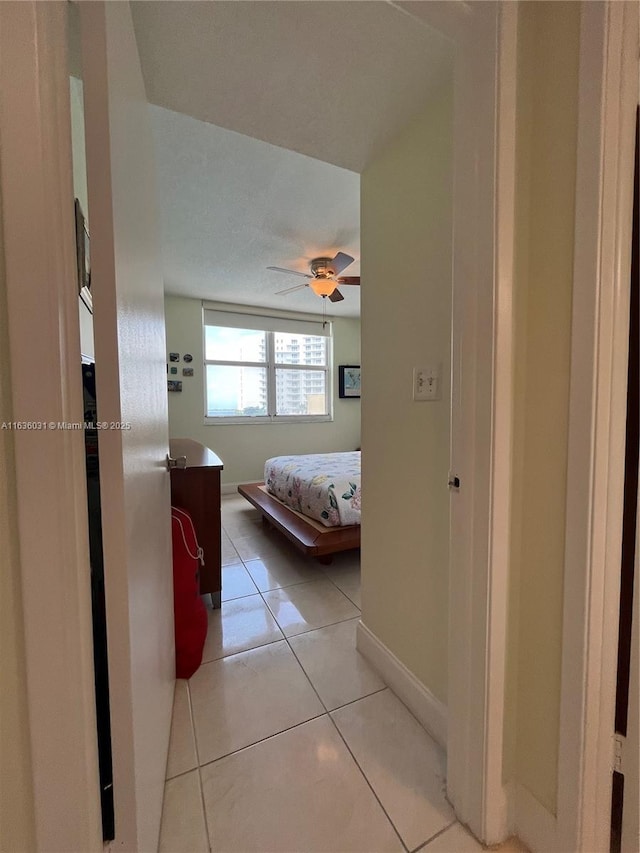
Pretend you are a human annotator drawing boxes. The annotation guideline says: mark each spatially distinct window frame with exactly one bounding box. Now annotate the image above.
[203,319,333,425]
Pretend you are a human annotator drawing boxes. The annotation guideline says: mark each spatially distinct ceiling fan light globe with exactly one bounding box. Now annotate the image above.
[309,278,337,297]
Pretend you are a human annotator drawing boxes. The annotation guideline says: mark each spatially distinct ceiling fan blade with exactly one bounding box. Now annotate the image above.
[330,252,355,276]
[275,283,308,295]
[267,266,312,279]
[336,276,360,286]
[328,289,344,303]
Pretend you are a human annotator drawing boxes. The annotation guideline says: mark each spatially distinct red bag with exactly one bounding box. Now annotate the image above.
[171,507,208,679]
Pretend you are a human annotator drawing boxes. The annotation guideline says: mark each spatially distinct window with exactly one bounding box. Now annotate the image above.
[203,309,331,423]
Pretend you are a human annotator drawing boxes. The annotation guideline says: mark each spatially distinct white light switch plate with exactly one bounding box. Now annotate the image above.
[413,366,440,401]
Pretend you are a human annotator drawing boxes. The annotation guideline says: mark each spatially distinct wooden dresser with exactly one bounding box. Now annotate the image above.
[169,438,224,608]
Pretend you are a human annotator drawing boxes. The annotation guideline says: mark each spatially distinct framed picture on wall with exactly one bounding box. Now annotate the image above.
[339,365,361,398]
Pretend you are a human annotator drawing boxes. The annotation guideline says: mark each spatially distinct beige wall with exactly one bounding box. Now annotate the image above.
[0,191,36,852]
[164,295,361,485]
[360,78,453,703]
[504,1,581,815]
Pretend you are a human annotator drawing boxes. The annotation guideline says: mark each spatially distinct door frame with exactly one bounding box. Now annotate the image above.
[445,1,516,844]
[393,2,517,844]
[0,2,102,849]
[557,3,639,852]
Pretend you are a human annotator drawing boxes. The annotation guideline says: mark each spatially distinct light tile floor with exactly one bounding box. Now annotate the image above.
[160,495,527,853]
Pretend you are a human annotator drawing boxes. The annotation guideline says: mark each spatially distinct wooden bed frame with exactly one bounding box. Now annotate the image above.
[237,482,360,563]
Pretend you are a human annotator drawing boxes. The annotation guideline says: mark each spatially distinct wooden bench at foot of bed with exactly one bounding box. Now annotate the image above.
[237,482,360,562]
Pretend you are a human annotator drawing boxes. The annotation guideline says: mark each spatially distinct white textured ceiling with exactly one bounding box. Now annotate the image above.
[152,107,362,316]
[132,1,452,173]
[136,1,453,317]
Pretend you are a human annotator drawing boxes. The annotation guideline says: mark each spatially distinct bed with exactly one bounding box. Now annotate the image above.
[237,451,361,562]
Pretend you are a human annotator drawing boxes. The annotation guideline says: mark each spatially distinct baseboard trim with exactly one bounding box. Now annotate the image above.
[221,482,244,495]
[509,782,558,853]
[356,620,447,749]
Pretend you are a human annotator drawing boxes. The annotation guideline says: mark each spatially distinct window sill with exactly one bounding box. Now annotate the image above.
[203,415,333,426]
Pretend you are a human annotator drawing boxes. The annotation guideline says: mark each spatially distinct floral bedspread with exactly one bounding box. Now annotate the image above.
[264,452,361,528]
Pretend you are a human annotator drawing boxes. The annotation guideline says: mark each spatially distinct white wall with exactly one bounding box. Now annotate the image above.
[164,295,361,485]
[360,78,453,702]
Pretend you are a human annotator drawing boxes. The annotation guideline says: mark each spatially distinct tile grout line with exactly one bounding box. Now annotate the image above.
[221,514,406,849]
[195,710,329,773]
[224,521,412,852]
[226,531,360,622]
[281,625,335,712]
[247,567,359,625]
[185,680,214,853]
[219,590,258,604]
[184,671,387,781]
[225,524,368,709]
[220,562,260,601]
[226,515,356,572]
[165,765,201,784]
[242,573,323,594]
[318,561,363,608]
[175,682,421,842]
[198,610,365,671]
[277,627,388,718]
[409,820,459,852]
[258,590,361,643]
[237,545,359,584]
[199,635,285,668]
[224,525,419,850]
[200,522,364,777]
[194,606,449,853]
[295,613,362,634]
[189,682,390,780]
[279,620,409,853]
[326,709,411,853]
[227,523,362,607]
[328,684,388,713]
[332,584,360,609]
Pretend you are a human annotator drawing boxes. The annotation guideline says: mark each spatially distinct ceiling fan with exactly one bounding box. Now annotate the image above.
[267,252,360,303]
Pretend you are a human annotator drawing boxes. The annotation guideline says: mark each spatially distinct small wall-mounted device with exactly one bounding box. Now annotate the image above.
[413,366,440,401]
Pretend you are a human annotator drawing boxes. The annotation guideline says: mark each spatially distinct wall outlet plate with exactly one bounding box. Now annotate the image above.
[413,366,440,401]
